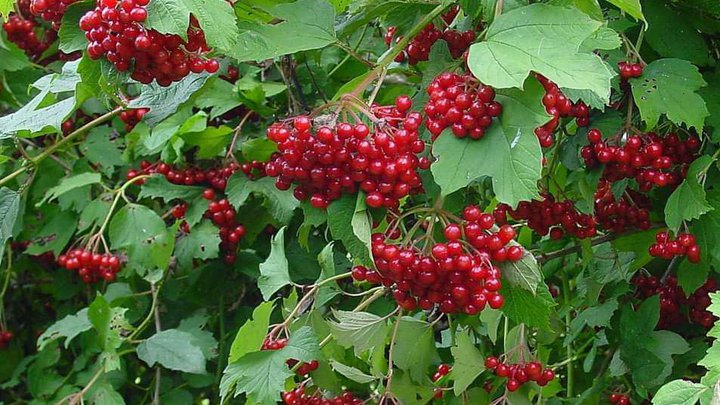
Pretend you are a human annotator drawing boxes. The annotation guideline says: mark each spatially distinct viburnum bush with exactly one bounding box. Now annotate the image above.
[2,0,720,404]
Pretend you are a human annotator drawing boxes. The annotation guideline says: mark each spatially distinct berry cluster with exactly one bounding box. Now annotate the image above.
[431,364,452,399]
[57,248,122,284]
[262,338,320,377]
[582,130,700,191]
[609,393,631,405]
[535,75,590,147]
[2,14,55,59]
[282,387,362,405]
[649,231,701,263]
[632,274,687,329]
[385,7,475,65]
[688,278,718,329]
[30,0,78,28]
[128,161,258,264]
[119,108,149,131]
[484,357,555,391]
[618,61,643,80]
[80,0,218,86]
[493,195,596,239]
[633,274,718,330]
[265,97,427,209]
[423,72,502,140]
[128,160,265,190]
[0,330,13,349]
[353,205,523,314]
[594,180,651,234]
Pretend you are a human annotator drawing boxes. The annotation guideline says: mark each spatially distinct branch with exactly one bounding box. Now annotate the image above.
[0,108,122,187]
[536,233,616,264]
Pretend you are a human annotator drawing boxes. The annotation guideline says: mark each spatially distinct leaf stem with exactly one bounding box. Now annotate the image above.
[128,281,162,340]
[562,270,574,398]
[384,309,403,394]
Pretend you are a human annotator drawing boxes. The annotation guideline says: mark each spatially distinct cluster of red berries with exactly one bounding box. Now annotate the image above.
[594,179,651,234]
[80,0,219,86]
[634,275,717,330]
[262,338,320,377]
[282,387,362,405]
[0,330,13,349]
[494,195,596,239]
[609,393,631,405]
[649,231,701,263]
[385,7,475,64]
[688,278,718,329]
[128,161,259,264]
[30,0,77,28]
[583,130,700,191]
[119,108,149,131]
[353,205,523,314]
[632,274,687,329]
[128,160,266,190]
[423,72,502,140]
[535,75,590,147]
[57,248,122,284]
[265,97,427,210]
[2,14,55,59]
[431,364,452,399]
[618,61,643,80]
[484,357,555,391]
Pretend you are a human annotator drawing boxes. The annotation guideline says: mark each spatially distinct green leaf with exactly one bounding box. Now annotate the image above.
[128,73,210,126]
[220,326,319,403]
[500,283,556,330]
[144,0,191,40]
[58,1,93,53]
[177,312,218,360]
[392,370,436,405]
[0,0,13,19]
[580,27,622,52]
[0,187,20,259]
[431,78,548,206]
[501,245,541,293]
[467,4,614,103]
[701,72,720,136]
[241,137,278,162]
[329,360,377,384]
[228,301,274,363]
[25,211,78,256]
[258,227,292,300]
[665,155,714,231]
[314,242,342,308]
[644,2,710,66]
[0,89,76,139]
[693,191,720,269]
[450,330,486,395]
[182,126,234,158]
[39,173,101,206]
[92,384,125,405]
[138,175,204,202]
[36,308,92,350]
[137,329,207,374]
[226,173,299,224]
[394,316,439,382]
[653,380,708,405]
[109,204,172,276]
[630,58,708,131]
[328,310,389,356]
[327,193,372,265]
[566,299,618,345]
[231,0,336,62]
[80,127,125,169]
[0,41,32,73]
[175,221,221,267]
[605,0,645,22]
[182,0,239,53]
[109,204,166,248]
